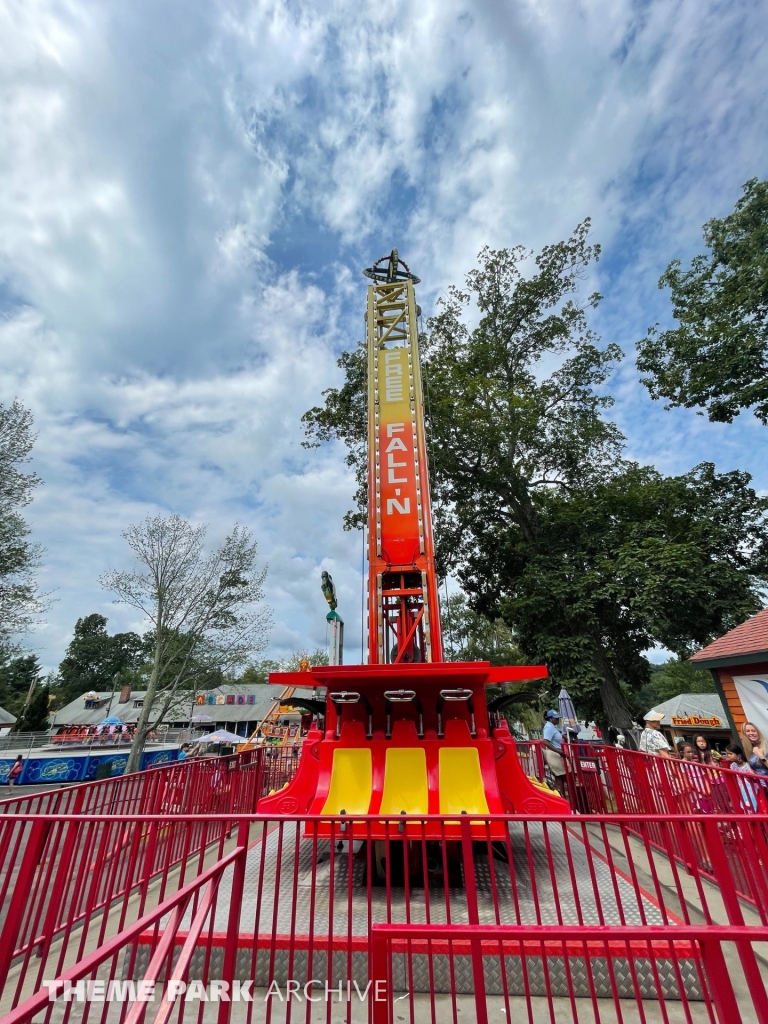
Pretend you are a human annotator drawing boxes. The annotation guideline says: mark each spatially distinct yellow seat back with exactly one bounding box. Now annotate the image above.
[380,748,428,816]
[321,748,372,815]
[439,747,490,815]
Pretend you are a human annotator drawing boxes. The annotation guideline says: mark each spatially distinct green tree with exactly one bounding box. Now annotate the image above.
[55,614,144,708]
[0,653,42,719]
[441,592,523,665]
[239,649,330,684]
[473,463,768,724]
[633,658,715,715]
[101,515,272,772]
[637,178,768,423]
[0,400,44,656]
[16,684,51,732]
[304,231,768,729]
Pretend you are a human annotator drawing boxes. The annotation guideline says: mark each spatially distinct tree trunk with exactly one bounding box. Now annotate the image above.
[591,643,636,732]
[124,640,163,774]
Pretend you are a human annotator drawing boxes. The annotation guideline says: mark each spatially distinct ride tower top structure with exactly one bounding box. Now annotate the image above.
[363,249,442,666]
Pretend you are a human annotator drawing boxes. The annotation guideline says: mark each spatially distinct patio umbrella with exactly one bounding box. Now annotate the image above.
[190,713,213,723]
[195,729,244,744]
[558,688,579,733]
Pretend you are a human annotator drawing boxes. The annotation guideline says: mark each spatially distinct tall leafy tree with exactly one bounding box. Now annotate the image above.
[101,514,272,772]
[637,178,768,423]
[468,463,768,723]
[305,229,768,729]
[441,592,523,666]
[0,399,44,656]
[0,653,42,719]
[55,614,144,708]
[16,684,51,732]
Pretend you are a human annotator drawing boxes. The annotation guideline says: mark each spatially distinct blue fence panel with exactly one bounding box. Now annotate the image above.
[0,747,180,785]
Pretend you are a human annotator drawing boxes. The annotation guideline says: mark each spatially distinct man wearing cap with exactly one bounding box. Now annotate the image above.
[639,712,671,757]
[542,710,567,797]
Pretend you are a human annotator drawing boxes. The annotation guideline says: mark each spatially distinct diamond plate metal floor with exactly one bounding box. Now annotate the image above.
[177,821,669,935]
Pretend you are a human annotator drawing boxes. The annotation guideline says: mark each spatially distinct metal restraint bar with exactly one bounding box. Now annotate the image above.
[329,691,373,740]
[383,689,424,739]
[436,688,475,739]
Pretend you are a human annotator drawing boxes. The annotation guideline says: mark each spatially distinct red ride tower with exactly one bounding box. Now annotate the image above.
[256,251,567,832]
[363,250,442,666]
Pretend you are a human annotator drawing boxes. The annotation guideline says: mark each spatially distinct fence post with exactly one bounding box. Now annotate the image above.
[38,788,86,958]
[698,938,744,1023]
[460,815,489,1024]
[370,928,390,1024]
[604,746,626,814]
[702,819,768,1024]
[0,819,49,980]
[217,820,249,1024]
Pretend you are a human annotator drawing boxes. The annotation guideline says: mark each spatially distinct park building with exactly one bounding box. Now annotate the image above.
[643,692,732,753]
[690,604,768,741]
[0,705,16,737]
[49,682,318,744]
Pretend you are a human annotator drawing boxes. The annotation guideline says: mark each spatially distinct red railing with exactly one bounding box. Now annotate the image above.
[0,748,263,817]
[1,811,767,1021]
[514,739,768,906]
[257,746,302,798]
[370,923,768,1024]
[0,753,267,993]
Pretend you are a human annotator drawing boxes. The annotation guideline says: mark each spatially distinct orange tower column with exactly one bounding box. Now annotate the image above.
[364,250,443,665]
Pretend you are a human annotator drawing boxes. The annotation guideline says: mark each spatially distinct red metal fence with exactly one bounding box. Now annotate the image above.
[518,739,768,817]
[370,923,768,1024]
[0,749,263,817]
[2,811,767,1023]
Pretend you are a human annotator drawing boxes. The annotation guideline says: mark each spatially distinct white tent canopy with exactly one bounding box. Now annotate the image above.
[196,729,244,744]
[648,693,728,730]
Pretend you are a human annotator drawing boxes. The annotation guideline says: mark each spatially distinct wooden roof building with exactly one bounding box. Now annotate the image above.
[690,606,768,740]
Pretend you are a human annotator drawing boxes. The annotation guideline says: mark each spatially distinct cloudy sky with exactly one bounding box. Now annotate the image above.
[1,0,767,671]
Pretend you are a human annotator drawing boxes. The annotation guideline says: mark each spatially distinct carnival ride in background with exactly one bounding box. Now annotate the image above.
[257,250,566,837]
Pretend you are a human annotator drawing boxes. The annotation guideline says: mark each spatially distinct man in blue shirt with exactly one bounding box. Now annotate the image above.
[542,710,567,797]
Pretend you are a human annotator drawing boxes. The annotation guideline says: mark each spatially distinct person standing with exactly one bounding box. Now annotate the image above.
[638,712,671,757]
[724,743,753,773]
[740,722,768,777]
[542,710,567,798]
[5,755,24,790]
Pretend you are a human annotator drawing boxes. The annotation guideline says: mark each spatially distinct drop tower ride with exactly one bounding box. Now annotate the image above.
[257,252,566,831]
[363,249,441,666]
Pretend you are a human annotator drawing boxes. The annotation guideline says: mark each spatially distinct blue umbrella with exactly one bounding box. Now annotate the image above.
[100,715,123,725]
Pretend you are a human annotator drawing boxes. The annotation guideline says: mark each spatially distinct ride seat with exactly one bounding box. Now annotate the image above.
[320,747,372,815]
[380,747,428,815]
[319,721,373,815]
[438,718,491,815]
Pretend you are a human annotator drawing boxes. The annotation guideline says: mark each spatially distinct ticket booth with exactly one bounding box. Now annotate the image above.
[690,606,768,742]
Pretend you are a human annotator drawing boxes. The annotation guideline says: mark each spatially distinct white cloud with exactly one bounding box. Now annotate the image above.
[0,0,766,669]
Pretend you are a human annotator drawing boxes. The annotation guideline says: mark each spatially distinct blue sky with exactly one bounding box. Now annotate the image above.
[1,0,767,671]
